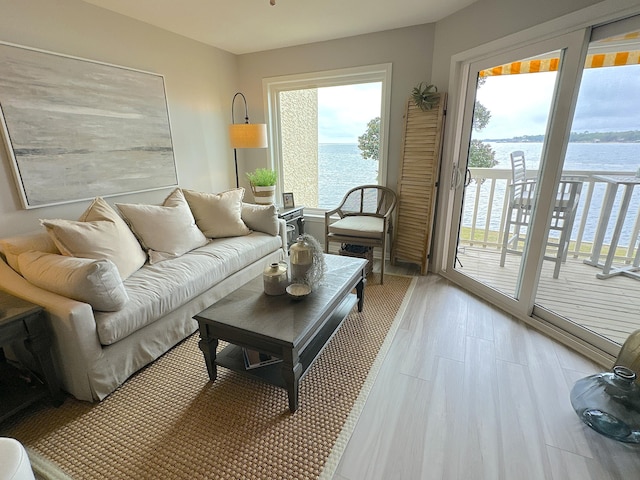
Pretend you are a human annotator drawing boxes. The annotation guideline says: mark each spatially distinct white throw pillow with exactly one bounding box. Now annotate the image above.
[40,197,146,280]
[0,232,59,275]
[183,188,250,238]
[241,203,279,236]
[116,189,208,264]
[18,251,128,311]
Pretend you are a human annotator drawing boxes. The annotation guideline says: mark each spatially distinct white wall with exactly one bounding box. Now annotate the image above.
[236,25,435,239]
[0,0,238,236]
[430,0,603,89]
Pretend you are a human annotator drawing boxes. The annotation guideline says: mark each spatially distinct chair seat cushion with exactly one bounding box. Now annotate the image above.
[328,216,384,239]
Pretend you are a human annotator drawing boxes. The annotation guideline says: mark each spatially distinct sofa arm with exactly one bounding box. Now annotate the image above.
[0,259,102,401]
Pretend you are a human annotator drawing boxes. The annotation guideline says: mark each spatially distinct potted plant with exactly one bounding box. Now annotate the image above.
[246,168,277,205]
[411,82,439,111]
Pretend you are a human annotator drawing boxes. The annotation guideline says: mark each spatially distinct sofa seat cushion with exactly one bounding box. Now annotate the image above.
[94,232,282,345]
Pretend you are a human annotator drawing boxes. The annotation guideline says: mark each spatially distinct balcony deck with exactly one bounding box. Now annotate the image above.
[455,244,640,345]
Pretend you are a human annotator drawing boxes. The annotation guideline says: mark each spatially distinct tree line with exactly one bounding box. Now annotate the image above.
[485,130,640,143]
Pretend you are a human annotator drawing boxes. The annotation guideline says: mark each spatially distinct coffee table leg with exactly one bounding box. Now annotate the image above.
[282,350,303,412]
[356,276,365,312]
[197,323,219,381]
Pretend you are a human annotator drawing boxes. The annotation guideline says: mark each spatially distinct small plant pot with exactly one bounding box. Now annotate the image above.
[251,185,276,204]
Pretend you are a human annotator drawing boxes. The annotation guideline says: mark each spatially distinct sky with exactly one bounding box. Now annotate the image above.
[314,64,640,143]
[318,83,381,144]
[475,65,640,139]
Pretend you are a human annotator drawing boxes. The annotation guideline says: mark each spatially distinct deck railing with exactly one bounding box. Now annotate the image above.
[460,168,640,263]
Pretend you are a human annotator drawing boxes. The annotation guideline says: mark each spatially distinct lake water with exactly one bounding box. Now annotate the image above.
[320,142,640,247]
[318,143,378,208]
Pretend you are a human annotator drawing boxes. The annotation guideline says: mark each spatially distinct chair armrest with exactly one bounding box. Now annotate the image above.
[325,206,341,217]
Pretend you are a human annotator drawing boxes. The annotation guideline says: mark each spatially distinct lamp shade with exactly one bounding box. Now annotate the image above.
[229,123,268,149]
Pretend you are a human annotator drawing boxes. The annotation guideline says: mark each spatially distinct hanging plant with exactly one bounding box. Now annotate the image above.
[411,82,439,111]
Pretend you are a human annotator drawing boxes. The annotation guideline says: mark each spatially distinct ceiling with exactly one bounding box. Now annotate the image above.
[81,0,477,55]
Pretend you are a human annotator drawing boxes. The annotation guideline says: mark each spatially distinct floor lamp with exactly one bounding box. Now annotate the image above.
[229,92,268,188]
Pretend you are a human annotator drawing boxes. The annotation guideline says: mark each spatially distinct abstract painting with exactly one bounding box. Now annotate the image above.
[0,42,177,208]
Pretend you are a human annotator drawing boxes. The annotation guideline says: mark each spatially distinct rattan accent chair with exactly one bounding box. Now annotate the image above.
[324,185,397,284]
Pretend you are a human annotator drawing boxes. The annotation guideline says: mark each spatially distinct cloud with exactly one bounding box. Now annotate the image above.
[476,66,640,139]
[318,83,381,143]
[571,67,640,132]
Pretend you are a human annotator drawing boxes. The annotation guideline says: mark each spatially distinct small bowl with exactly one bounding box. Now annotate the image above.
[286,283,311,300]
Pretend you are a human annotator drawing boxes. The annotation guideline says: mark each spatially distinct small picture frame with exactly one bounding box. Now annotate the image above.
[283,192,295,208]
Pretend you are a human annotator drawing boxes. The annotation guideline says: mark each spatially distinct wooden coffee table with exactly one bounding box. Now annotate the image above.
[195,254,367,412]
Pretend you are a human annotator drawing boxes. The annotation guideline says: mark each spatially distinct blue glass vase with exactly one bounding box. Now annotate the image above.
[570,365,640,443]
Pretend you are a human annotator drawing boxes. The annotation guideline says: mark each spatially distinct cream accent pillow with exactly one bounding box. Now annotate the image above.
[41,219,145,280]
[241,203,279,236]
[40,197,146,280]
[0,232,59,275]
[116,189,208,264]
[18,251,128,311]
[183,188,250,238]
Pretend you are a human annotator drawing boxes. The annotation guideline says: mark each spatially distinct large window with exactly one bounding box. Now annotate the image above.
[263,64,392,211]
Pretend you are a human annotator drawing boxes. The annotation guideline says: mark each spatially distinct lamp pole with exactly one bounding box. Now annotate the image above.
[231,93,249,189]
[229,92,268,189]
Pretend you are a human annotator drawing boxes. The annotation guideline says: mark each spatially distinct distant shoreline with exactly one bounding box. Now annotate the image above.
[481,130,640,144]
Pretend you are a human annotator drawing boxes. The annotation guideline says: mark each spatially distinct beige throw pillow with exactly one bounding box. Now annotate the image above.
[18,251,129,311]
[0,232,59,275]
[241,203,279,236]
[183,188,250,238]
[116,189,208,264]
[40,197,146,280]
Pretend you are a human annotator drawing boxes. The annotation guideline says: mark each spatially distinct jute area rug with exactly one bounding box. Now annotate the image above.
[2,273,414,480]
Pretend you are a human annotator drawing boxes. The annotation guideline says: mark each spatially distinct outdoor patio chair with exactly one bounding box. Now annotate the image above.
[500,151,582,278]
[324,185,397,284]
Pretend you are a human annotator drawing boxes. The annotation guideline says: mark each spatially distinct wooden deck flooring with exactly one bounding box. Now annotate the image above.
[455,245,640,345]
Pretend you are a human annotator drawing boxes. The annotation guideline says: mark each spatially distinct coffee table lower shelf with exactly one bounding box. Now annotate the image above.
[212,293,357,411]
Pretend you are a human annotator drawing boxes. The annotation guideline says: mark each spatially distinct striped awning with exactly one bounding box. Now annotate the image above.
[480,31,640,76]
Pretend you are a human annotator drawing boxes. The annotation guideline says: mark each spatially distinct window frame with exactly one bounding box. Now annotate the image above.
[262,63,392,214]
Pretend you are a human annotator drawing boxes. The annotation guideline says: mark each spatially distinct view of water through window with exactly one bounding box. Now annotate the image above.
[317,143,378,209]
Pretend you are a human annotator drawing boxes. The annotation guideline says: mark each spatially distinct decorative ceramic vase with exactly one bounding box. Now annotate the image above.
[290,236,313,283]
[251,185,276,205]
[570,365,640,443]
[263,262,289,295]
[615,329,640,378]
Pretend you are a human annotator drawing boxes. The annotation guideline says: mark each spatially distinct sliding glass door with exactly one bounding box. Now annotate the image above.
[534,17,640,351]
[446,15,640,357]
[445,29,592,320]
[453,49,561,300]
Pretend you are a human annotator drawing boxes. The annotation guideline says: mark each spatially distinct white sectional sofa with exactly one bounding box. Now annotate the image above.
[0,188,287,401]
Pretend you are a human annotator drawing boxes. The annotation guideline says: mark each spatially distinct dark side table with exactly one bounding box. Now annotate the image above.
[0,291,63,422]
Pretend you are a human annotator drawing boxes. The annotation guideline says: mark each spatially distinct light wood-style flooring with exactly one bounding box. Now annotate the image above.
[455,246,640,345]
[332,263,640,480]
